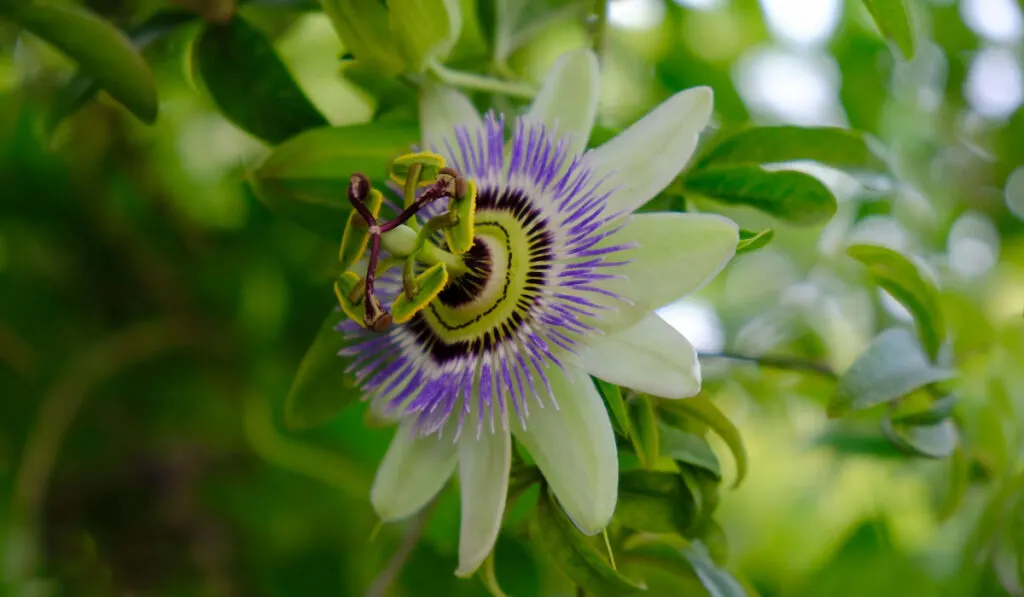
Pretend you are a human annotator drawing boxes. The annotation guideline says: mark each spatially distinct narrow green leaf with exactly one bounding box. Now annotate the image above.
[659,424,721,480]
[662,396,747,488]
[847,243,945,361]
[49,9,196,127]
[629,396,659,468]
[682,543,747,597]
[736,228,774,255]
[683,165,837,226]
[828,328,953,418]
[881,416,958,459]
[530,488,646,596]
[695,125,890,175]
[11,3,158,122]
[283,309,362,429]
[616,471,696,535]
[249,122,418,238]
[862,0,915,60]
[594,378,631,439]
[194,16,328,143]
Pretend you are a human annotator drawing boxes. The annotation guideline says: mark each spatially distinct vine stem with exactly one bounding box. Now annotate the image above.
[698,351,839,380]
[363,503,435,597]
[428,60,535,99]
[6,320,204,579]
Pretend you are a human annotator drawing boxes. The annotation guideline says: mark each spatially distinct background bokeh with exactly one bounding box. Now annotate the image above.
[2,0,1024,595]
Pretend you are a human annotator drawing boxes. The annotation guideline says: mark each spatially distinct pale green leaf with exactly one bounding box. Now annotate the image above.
[829,328,953,418]
[847,243,945,361]
[662,396,747,488]
[683,166,837,225]
[862,0,915,60]
[695,125,890,176]
[882,416,958,459]
[659,424,722,480]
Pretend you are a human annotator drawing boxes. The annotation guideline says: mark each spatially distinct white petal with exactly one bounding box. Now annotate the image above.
[586,87,713,214]
[455,429,511,577]
[525,48,600,155]
[513,365,617,535]
[576,313,701,399]
[595,212,739,332]
[370,419,458,521]
[419,82,484,155]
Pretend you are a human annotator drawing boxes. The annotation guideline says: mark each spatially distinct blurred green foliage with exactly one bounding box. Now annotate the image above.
[1,0,1024,595]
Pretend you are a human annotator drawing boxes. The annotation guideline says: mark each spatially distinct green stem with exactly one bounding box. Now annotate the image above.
[428,60,535,99]
[591,0,609,60]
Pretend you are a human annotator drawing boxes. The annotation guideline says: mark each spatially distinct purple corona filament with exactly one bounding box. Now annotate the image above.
[337,112,634,438]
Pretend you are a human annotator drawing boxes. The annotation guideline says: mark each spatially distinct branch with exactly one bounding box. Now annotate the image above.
[363,504,434,597]
[699,351,839,380]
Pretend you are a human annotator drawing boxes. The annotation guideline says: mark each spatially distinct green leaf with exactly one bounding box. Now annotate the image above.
[530,488,645,596]
[194,16,328,144]
[623,539,745,597]
[890,394,957,426]
[736,229,774,255]
[389,0,462,71]
[862,0,915,60]
[812,425,907,459]
[616,471,697,535]
[283,309,362,429]
[681,543,747,597]
[249,122,418,238]
[695,126,890,176]
[320,0,406,75]
[937,447,969,521]
[828,328,954,418]
[881,416,958,459]
[683,166,837,226]
[679,463,720,527]
[483,0,588,63]
[847,244,945,361]
[49,9,196,127]
[594,378,632,439]
[629,396,660,468]
[10,3,158,122]
[659,424,721,480]
[661,396,747,488]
